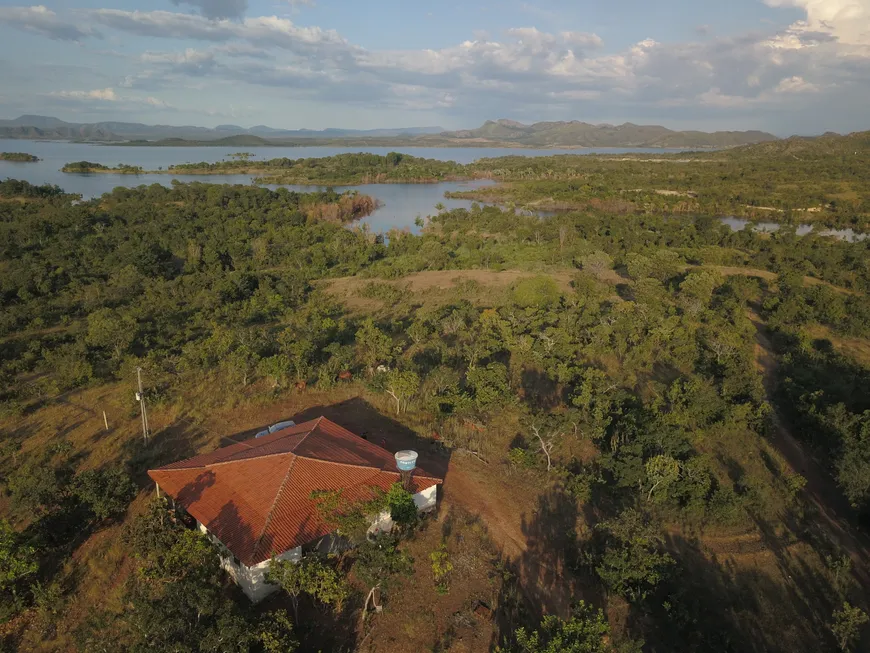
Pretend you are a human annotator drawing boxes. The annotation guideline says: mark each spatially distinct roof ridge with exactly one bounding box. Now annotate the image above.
[251,454,299,563]
[294,453,392,472]
[290,417,320,453]
[168,442,255,469]
[195,451,296,468]
[163,421,319,470]
[292,454,438,481]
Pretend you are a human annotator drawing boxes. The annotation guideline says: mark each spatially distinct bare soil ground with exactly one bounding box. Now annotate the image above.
[324,269,576,313]
[358,505,501,653]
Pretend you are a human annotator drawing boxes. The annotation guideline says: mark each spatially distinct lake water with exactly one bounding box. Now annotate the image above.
[0,138,687,234]
[1,140,865,241]
[0,139,691,172]
[721,217,867,242]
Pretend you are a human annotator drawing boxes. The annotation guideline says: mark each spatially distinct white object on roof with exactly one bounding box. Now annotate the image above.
[254,420,295,439]
[269,420,296,433]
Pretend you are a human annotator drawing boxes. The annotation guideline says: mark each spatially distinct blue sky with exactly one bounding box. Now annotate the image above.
[0,0,868,134]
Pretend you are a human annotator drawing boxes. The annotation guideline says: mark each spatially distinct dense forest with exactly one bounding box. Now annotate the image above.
[1,135,869,653]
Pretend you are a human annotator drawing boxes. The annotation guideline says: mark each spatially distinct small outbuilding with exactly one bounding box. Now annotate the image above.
[148,416,443,602]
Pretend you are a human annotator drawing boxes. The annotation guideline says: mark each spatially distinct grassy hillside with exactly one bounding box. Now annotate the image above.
[714,130,870,159]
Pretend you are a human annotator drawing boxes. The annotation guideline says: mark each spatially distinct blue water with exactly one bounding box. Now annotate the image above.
[0,139,691,173]
[721,216,866,242]
[1,139,682,234]
[0,140,512,233]
[4,140,862,241]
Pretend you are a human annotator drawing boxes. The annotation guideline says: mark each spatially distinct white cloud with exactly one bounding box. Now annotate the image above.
[141,47,219,75]
[0,5,95,41]
[2,2,869,131]
[764,0,870,46]
[141,48,213,65]
[77,9,870,129]
[45,87,178,111]
[145,96,176,109]
[170,0,247,20]
[89,10,348,55]
[91,10,237,40]
[775,75,821,91]
[50,88,118,101]
[240,15,347,51]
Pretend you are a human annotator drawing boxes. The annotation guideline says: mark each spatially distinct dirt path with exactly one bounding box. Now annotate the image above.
[0,323,74,345]
[702,266,857,295]
[442,456,530,559]
[442,455,581,617]
[750,313,870,587]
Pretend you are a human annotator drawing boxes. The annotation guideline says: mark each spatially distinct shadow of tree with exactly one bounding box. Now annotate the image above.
[290,397,452,480]
[218,396,450,479]
[175,470,217,506]
[634,532,843,653]
[519,369,560,411]
[121,419,204,487]
[492,486,606,651]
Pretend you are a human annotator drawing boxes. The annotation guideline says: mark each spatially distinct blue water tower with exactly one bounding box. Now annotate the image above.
[395,451,418,491]
[395,450,418,471]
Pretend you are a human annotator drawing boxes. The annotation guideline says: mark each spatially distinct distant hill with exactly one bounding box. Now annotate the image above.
[0,115,444,142]
[0,124,121,141]
[440,119,779,148]
[136,135,274,147]
[0,114,785,148]
[246,125,445,139]
[713,130,870,159]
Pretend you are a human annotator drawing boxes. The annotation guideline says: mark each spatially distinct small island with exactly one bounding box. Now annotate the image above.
[0,152,39,162]
[60,152,469,185]
[61,161,143,174]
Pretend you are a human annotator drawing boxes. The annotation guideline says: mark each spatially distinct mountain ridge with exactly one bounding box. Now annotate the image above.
[0,115,446,142]
[0,114,784,148]
[439,119,780,148]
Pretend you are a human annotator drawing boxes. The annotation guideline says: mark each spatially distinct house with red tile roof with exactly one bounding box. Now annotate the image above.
[148,416,443,602]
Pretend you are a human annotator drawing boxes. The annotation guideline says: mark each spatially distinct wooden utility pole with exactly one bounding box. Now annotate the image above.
[136,367,150,442]
[103,410,109,432]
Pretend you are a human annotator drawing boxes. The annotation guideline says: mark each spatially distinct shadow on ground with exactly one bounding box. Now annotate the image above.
[220,396,451,482]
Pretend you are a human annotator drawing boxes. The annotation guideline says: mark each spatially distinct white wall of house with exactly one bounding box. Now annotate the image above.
[414,484,438,511]
[196,482,439,603]
[368,483,439,536]
[222,547,302,603]
[197,520,301,602]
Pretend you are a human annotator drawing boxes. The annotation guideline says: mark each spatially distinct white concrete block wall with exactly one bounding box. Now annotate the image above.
[414,484,438,512]
[367,483,439,536]
[221,546,302,603]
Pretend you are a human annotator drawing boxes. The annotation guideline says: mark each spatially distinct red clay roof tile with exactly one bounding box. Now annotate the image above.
[148,417,441,565]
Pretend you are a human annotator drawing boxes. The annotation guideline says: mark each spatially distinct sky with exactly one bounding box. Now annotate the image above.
[0,0,868,134]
